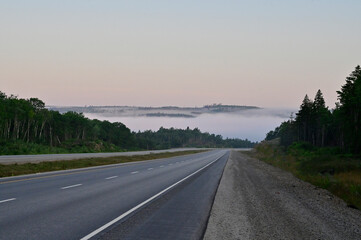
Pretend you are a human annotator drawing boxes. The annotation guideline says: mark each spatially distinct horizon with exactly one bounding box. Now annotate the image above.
[1,1,360,109]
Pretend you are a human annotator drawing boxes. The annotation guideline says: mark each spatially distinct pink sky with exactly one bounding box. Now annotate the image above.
[1,1,360,108]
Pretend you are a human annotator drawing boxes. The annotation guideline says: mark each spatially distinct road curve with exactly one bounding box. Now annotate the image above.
[0,150,229,240]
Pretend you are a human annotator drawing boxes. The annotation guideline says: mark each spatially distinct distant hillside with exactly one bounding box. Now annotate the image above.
[0,92,256,155]
[49,104,261,118]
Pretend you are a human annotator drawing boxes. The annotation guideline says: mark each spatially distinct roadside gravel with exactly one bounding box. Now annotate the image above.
[203,151,361,240]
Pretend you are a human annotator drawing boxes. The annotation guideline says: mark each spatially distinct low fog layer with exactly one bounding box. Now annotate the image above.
[51,106,295,142]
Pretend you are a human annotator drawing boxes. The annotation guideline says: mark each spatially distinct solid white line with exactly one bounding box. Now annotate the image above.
[105,176,118,180]
[0,198,16,204]
[80,154,224,240]
[147,168,153,170]
[131,171,139,174]
[61,184,82,190]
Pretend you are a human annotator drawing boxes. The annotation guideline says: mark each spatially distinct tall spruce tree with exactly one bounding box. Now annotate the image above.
[312,90,330,146]
[336,65,361,153]
[296,95,313,142]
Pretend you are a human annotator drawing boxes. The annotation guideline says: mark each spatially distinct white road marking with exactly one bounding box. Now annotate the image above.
[61,184,82,190]
[80,154,224,240]
[168,163,173,166]
[105,176,118,180]
[147,168,153,170]
[0,198,16,204]
[131,171,139,174]
[160,165,164,168]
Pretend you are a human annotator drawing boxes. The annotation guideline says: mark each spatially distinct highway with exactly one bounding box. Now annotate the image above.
[0,150,229,240]
[0,148,204,165]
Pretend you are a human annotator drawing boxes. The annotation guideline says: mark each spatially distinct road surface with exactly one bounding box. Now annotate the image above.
[0,150,229,240]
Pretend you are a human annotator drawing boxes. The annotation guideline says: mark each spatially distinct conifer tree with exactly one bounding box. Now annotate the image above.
[312,90,330,146]
[296,95,313,142]
[336,65,361,153]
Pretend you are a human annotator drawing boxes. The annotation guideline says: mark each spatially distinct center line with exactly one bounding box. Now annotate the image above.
[0,198,16,204]
[61,184,82,190]
[147,168,153,170]
[131,171,139,174]
[105,176,118,180]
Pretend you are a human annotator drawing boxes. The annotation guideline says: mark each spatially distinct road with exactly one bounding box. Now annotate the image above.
[0,148,204,165]
[0,150,229,240]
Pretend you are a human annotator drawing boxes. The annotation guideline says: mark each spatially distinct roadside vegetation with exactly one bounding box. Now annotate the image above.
[0,91,255,155]
[0,150,206,178]
[255,65,361,210]
[251,141,361,210]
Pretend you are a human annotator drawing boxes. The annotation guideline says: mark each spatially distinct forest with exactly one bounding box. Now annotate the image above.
[0,92,254,155]
[255,65,361,209]
[266,65,361,154]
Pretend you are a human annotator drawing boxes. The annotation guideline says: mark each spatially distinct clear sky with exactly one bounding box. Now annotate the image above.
[1,0,360,108]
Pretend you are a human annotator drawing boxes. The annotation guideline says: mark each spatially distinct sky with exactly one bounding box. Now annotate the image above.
[1,0,361,108]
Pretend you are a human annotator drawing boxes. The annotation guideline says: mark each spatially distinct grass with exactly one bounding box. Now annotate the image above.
[0,150,207,178]
[248,140,361,210]
[0,139,125,155]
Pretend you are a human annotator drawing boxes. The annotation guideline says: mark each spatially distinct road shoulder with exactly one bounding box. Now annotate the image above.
[203,150,361,240]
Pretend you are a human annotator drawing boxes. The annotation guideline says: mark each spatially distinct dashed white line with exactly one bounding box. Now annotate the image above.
[131,171,139,174]
[168,163,173,166]
[105,176,118,180]
[0,198,16,204]
[147,168,153,170]
[80,154,224,240]
[61,184,82,190]
[160,165,164,168]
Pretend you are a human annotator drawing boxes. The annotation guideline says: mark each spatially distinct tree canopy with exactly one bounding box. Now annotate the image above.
[266,65,361,154]
[0,92,254,154]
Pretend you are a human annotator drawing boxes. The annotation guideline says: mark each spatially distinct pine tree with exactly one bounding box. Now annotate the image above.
[336,65,361,153]
[296,95,313,142]
[312,90,330,146]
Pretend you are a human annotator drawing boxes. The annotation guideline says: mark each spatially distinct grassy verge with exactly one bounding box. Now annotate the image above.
[248,140,361,210]
[0,139,127,155]
[0,150,207,178]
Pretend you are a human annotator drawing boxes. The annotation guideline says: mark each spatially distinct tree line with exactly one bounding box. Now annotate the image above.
[266,65,361,154]
[0,92,254,154]
[135,127,254,149]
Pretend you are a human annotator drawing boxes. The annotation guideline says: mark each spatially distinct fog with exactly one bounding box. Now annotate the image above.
[84,108,293,142]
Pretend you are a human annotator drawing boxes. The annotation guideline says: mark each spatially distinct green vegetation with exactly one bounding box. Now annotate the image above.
[257,65,361,210]
[0,150,206,177]
[266,65,361,153]
[0,91,255,155]
[134,127,254,149]
[251,141,361,209]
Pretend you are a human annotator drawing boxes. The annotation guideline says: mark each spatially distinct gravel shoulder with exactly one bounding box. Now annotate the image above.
[203,151,361,240]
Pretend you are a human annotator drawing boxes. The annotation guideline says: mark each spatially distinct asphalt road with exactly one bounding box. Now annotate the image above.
[0,148,204,165]
[0,150,229,240]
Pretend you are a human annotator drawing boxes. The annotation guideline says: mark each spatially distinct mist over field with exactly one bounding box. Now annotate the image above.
[82,108,293,142]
